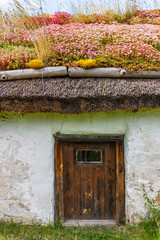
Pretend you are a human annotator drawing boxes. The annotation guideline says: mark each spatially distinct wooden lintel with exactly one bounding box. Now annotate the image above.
[54,133,124,142]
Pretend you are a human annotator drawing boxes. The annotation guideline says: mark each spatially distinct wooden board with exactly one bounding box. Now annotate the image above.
[74,164,81,219]
[105,143,116,219]
[63,142,74,219]
[93,166,105,219]
[116,141,125,223]
[54,141,64,220]
[80,165,93,219]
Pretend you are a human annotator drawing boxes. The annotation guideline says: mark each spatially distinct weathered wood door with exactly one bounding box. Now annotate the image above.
[63,142,116,220]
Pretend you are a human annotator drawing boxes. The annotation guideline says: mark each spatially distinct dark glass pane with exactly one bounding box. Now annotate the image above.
[76,149,102,163]
[77,151,81,162]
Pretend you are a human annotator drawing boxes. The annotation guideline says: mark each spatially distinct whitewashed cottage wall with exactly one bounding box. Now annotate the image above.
[0,109,160,223]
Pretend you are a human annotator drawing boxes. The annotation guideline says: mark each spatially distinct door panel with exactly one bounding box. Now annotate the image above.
[80,165,93,219]
[63,142,116,220]
[93,166,105,219]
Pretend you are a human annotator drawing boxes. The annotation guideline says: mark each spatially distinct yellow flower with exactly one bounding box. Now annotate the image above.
[43,13,52,18]
[28,59,44,69]
[76,59,98,69]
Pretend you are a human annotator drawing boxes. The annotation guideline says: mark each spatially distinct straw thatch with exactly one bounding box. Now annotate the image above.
[0,77,160,114]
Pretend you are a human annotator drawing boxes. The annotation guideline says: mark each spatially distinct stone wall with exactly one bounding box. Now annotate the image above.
[0,110,160,223]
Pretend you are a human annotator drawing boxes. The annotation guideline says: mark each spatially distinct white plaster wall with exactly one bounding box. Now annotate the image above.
[0,110,160,223]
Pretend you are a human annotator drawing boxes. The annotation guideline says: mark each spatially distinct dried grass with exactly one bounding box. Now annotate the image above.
[33,36,52,63]
[2,0,51,64]
[70,0,159,23]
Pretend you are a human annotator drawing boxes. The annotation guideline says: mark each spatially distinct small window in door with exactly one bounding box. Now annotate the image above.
[75,149,104,163]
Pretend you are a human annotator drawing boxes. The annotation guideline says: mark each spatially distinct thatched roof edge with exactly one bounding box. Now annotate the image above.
[0,76,160,113]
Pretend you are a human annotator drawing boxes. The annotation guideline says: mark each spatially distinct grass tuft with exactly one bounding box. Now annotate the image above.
[0,219,159,240]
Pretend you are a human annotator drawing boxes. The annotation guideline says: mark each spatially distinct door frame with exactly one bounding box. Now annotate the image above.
[54,134,125,224]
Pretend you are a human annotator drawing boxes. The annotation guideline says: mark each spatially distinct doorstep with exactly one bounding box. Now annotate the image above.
[63,219,117,227]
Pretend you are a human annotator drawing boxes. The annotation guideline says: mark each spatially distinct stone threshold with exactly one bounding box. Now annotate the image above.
[63,219,116,227]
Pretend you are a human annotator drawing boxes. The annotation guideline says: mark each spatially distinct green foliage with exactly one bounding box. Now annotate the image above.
[143,187,160,228]
[6,61,19,70]
[155,43,160,51]
[0,219,159,240]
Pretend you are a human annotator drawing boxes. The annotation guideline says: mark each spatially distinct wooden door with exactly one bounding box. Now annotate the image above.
[63,142,116,220]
